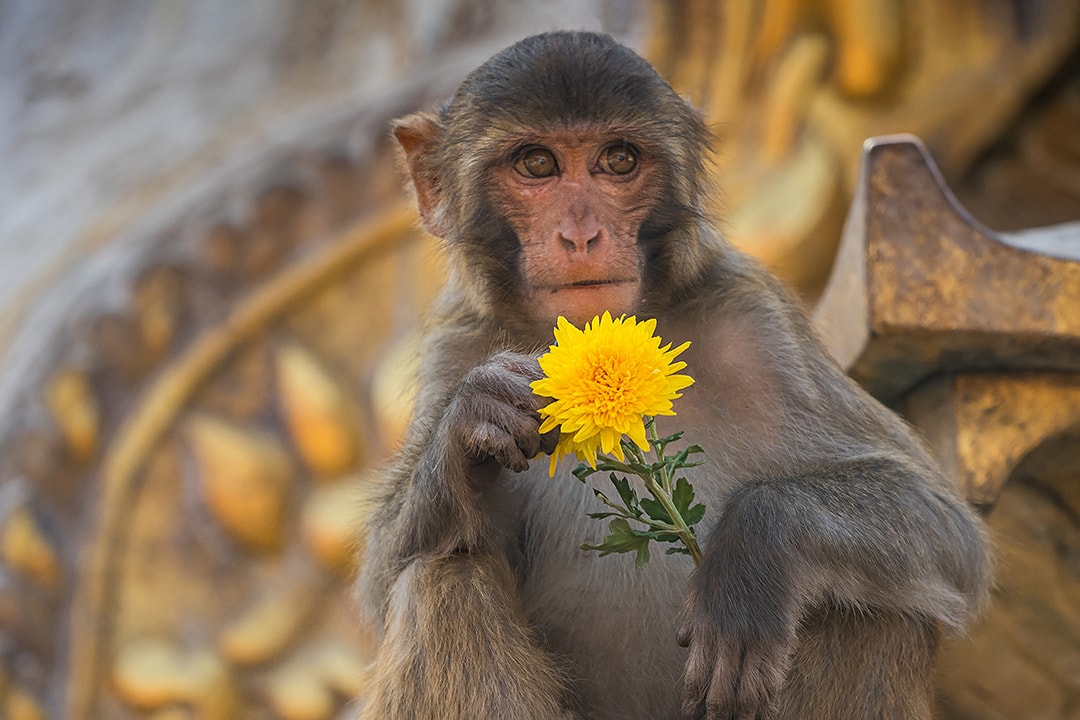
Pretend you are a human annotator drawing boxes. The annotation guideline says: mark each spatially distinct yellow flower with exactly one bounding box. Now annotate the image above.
[531,311,694,475]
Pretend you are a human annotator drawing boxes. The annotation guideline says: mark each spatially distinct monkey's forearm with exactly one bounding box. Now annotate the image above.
[375,430,497,570]
[357,440,496,627]
[366,355,546,572]
[359,552,574,720]
[705,455,989,630]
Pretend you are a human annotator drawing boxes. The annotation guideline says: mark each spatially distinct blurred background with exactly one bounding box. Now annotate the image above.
[0,1,1078,718]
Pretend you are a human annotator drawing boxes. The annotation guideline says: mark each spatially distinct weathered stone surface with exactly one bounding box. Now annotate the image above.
[937,465,1080,719]
[0,2,1077,718]
[905,372,1080,509]
[813,136,1080,402]
[815,133,1080,720]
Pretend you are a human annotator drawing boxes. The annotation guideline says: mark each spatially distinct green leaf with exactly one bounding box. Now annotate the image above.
[670,477,707,528]
[683,502,706,526]
[654,430,685,445]
[592,489,638,518]
[573,463,595,481]
[586,511,622,520]
[580,517,652,568]
[598,458,650,476]
[610,475,639,512]
[631,528,680,542]
[639,497,673,524]
[670,445,703,467]
[672,477,696,513]
[665,546,690,556]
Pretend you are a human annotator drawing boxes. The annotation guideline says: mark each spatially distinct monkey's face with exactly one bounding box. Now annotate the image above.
[491,129,655,328]
[393,30,710,335]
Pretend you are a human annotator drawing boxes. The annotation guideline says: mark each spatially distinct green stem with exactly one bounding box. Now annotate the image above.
[642,470,703,566]
[645,416,668,461]
[593,491,633,518]
[647,420,674,496]
[633,420,704,565]
[594,457,643,477]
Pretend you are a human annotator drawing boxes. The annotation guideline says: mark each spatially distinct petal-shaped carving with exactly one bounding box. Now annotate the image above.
[301,475,368,572]
[182,414,291,551]
[276,343,361,478]
[1,506,60,588]
[218,585,313,665]
[112,637,234,719]
[370,332,420,451]
[265,664,334,720]
[44,369,99,462]
[5,683,46,720]
[311,638,371,697]
[265,639,370,720]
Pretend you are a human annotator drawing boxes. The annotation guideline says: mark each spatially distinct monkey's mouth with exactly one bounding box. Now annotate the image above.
[545,279,636,293]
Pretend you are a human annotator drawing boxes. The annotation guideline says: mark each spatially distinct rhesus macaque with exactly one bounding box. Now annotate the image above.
[356,31,989,720]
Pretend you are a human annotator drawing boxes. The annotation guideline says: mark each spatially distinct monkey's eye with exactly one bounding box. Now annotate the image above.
[514,147,558,178]
[599,144,638,175]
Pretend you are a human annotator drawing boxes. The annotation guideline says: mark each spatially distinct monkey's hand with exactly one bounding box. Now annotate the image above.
[677,493,801,720]
[441,351,558,477]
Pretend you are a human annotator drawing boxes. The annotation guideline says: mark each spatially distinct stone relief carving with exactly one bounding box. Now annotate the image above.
[0,1,1078,717]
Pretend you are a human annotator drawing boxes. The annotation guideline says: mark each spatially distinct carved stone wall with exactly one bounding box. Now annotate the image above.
[937,400,1080,719]
[0,2,641,717]
[817,138,1080,720]
[1,1,1079,718]
[648,0,1080,297]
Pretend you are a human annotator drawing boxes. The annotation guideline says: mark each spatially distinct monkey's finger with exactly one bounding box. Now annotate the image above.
[538,427,559,455]
[681,632,718,718]
[514,432,543,465]
[462,422,525,472]
[730,653,775,720]
[493,441,530,474]
[677,616,693,647]
[500,414,544,471]
[505,411,546,461]
[490,350,544,380]
[704,645,740,720]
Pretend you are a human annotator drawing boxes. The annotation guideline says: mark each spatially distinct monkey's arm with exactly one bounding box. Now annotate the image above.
[358,336,553,614]
[679,453,990,719]
[355,342,572,720]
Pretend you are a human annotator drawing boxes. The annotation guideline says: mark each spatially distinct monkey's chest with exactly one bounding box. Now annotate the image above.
[511,467,691,718]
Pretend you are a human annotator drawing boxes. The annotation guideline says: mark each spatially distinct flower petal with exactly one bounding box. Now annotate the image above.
[533,313,695,474]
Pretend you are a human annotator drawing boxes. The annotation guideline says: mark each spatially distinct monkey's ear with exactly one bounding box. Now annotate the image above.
[392,112,449,238]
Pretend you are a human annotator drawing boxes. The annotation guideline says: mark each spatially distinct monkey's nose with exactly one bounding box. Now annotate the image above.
[559,231,601,255]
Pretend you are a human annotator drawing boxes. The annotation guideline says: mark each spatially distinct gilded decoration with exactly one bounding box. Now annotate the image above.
[1,1,1079,718]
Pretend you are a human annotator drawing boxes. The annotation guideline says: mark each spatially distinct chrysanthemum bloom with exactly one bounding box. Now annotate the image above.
[531,311,694,475]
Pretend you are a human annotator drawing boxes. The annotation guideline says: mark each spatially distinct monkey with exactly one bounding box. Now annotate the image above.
[354,31,990,720]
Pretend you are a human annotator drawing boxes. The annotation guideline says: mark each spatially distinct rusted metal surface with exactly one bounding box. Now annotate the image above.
[813,135,1080,403]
